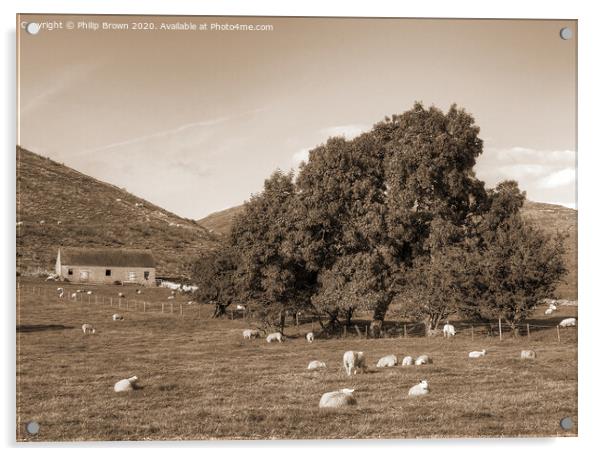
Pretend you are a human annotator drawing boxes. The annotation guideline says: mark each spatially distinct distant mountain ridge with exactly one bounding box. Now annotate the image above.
[199,200,577,299]
[16,147,219,277]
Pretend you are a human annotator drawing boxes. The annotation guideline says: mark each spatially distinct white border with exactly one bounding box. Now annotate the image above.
[3,1,601,455]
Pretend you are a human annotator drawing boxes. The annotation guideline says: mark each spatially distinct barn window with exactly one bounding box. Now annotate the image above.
[68,268,73,275]
[128,271,137,281]
[105,269,112,276]
[144,271,150,280]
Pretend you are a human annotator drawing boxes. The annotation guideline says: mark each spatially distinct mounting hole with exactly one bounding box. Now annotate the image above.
[559,27,573,40]
[25,22,40,35]
[560,416,574,430]
[25,421,40,435]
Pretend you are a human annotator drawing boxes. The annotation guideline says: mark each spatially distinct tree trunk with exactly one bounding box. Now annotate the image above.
[212,303,228,318]
[345,308,354,327]
[279,311,286,334]
[370,303,388,338]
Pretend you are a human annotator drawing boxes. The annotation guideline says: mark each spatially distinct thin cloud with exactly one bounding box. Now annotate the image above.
[536,167,576,189]
[320,124,369,139]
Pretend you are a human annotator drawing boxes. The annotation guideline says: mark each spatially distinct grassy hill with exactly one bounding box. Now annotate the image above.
[199,200,577,299]
[16,147,219,277]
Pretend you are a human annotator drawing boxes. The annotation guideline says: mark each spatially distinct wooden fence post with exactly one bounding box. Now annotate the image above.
[557,325,561,343]
[471,326,474,341]
[162,303,164,313]
[180,303,183,316]
[343,326,347,337]
[171,302,174,313]
[404,324,407,339]
[365,325,368,338]
[354,325,362,337]
[143,301,146,312]
[110,297,113,307]
[498,318,503,341]
[526,323,530,339]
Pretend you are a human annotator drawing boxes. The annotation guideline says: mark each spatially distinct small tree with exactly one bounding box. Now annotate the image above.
[190,246,238,318]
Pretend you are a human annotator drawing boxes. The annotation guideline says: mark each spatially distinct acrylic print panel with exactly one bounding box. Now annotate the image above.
[16,15,577,441]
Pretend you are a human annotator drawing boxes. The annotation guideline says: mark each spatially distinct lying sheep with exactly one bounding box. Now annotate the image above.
[114,376,138,393]
[307,360,327,370]
[544,308,554,315]
[443,323,456,337]
[118,292,125,298]
[520,350,536,360]
[70,292,77,299]
[548,304,557,311]
[136,289,142,295]
[319,388,357,408]
[86,291,93,295]
[167,296,175,300]
[81,324,96,335]
[343,351,366,376]
[376,354,398,368]
[415,355,432,365]
[266,332,284,343]
[112,314,124,321]
[401,356,414,366]
[408,380,430,397]
[243,329,261,339]
[559,318,576,327]
[468,349,487,358]
[306,332,315,343]
[236,304,246,311]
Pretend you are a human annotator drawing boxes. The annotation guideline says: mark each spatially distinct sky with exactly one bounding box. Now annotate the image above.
[17,16,577,218]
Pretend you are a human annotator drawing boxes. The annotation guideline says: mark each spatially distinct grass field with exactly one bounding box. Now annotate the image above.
[16,279,578,441]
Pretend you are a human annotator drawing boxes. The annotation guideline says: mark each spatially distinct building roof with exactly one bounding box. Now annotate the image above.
[59,247,156,268]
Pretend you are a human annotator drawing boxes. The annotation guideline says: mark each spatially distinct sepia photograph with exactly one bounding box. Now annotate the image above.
[16,14,577,441]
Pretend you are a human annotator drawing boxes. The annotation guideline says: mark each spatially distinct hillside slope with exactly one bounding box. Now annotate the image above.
[16,147,219,277]
[199,200,577,299]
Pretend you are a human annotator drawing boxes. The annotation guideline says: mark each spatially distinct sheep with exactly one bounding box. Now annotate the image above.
[520,350,536,360]
[76,289,82,293]
[136,289,142,295]
[559,318,576,328]
[266,332,284,343]
[243,329,260,339]
[548,304,557,311]
[443,323,456,337]
[187,300,194,305]
[70,292,77,299]
[544,308,554,315]
[376,354,398,368]
[167,296,175,300]
[319,388,357,408]
[468,349,487,358]
[306,332,315,343]
[86,291,93,295]
[39,220,45,225]
[401,356,414,366]
[408,380,430,397]
[58,290,64,299]
[415,355,432,365]
[118,292,125,298]
[81,324,96,335]
[236,304,246,311]
[343,351,366,376]
[112,314,124,321]
[114,376,138,393]
[307,360,327,370]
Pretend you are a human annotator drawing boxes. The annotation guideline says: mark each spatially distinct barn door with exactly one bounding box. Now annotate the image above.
[79,270,89,282]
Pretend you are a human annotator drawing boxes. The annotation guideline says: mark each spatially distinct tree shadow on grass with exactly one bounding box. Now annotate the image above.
[16,324,74,333]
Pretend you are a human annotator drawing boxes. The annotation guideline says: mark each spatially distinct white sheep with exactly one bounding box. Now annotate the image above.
[70,292,77,299]
[343,351,366,376]
[266,332,284,343]
[306,332,315,343]
[520,350,536,360]
[544,308,554,315]
[559,318,576,327]
[243,329,260,339]
[118,292,125,298]
[401,356,414,366]
[76,289,82,293]
[319,388,357,408]
[136,289,142,295]
[236,304,246,311]
[112,314,124,321]
[307,360,327,370]
[443,323,456,337]
[548,304,557,311]
[415,355,432,365]
[81,324,96,335]
[408,380,430,397]
[167,296,175,300]
[86,291,93,295]
[468,349,487,358]
[114,376,138,393]
[376,354,398,368]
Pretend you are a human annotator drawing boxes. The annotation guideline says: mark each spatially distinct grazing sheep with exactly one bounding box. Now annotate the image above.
[167,296,175,300]
[307,360,327,370]
[544,308,554,315]
[376,354,398,368]
[468,349,487,358]
[118,292,125,298]
[86,291,93,295]
[443,323,456,337]
[408,380,430,397]
[81,324,95,335]
[112,314,124,321]
[187,300,194,305]
[343,351,367,376]
[70,292,77,299]
[319,388,357,408]
[136,289,142,295]
[520,350,536,360]
[548,304,557,311]
[266,332,284,343]
[236,304,246,311]
[401,356,414,366]
[76,289,82,293]
[306,332,315,343]
[39,220,45,225]
[114,376,138,393]
[415,355,432,365]
[242,329,260,339]
[559,317,576,327]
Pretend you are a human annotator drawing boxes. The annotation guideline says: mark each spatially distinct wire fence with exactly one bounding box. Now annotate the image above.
[17,283,577,342]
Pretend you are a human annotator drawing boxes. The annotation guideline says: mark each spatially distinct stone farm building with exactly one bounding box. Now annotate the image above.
[55,247,156,286]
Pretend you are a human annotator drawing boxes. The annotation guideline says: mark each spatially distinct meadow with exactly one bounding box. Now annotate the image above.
[16,279,577,441]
